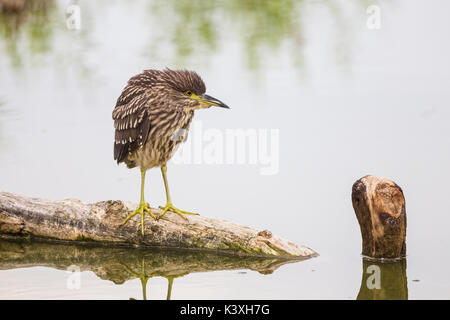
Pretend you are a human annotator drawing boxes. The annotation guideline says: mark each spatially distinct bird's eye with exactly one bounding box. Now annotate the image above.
[185,91,192,96]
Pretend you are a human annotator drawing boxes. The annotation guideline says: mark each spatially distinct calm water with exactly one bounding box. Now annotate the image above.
[1,0,449,299]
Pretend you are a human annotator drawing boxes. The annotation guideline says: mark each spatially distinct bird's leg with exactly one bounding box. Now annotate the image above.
[161,272,187,300]
[158,164,198,220]
[121,168,157,235]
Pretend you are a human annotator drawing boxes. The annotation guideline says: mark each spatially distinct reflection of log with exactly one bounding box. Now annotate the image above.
[0,240,305,284]
[352,175,406,259]
[0,191,317,258]
[357,258,408,300]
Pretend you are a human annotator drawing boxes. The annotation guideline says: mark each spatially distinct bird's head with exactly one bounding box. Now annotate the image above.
[160,68,230,111]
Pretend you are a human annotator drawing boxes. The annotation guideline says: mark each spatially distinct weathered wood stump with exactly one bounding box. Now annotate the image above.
[0,190,317,259]
[351,175,406,259]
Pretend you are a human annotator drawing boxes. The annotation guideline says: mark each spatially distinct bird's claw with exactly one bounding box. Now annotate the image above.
[122,201,157,235]
[158,203,198,221]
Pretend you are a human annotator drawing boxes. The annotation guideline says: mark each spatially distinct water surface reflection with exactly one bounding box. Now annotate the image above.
[357,258,408,300]
[0,0,371,71]
[0,240,306,299]
[0,0,56,67]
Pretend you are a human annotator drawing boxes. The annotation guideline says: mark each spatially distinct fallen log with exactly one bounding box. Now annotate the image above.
[0,191,317,259]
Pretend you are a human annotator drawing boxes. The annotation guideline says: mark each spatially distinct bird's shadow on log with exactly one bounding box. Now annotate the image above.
[0,239,309,299]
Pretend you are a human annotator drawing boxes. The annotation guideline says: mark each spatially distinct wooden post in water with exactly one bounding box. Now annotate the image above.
[351,175,407,259]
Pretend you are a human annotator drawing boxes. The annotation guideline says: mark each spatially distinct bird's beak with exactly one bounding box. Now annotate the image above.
[197,94,230,109]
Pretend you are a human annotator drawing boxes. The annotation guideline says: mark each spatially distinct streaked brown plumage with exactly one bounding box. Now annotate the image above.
[112,68,229,234]
[113,69,206,169]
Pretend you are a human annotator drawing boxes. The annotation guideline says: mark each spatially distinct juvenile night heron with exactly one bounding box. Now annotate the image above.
[113,69,229,234]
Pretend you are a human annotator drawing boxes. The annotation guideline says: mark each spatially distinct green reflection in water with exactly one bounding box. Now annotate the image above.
[147,0,380,71]
[148,0,305,70]
[225,0,304,70]
[0,0,93,81]
[357,258,408,300]
[0,0,382,73]
[0,239,304,299]
[0,0,56,68]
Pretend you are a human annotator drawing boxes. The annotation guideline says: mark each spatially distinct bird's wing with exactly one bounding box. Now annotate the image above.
[112,87,152,164]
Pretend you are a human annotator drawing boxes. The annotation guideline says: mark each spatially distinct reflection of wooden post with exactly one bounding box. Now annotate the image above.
[357,258,408,300]
[352,175,407,259]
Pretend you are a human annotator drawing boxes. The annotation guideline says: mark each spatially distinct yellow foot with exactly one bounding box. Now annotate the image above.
[158,202,198,221]
[122,202,157,235]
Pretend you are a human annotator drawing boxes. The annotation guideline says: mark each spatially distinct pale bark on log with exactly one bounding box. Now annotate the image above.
[352,175,406,259]
[0,191,317,259]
